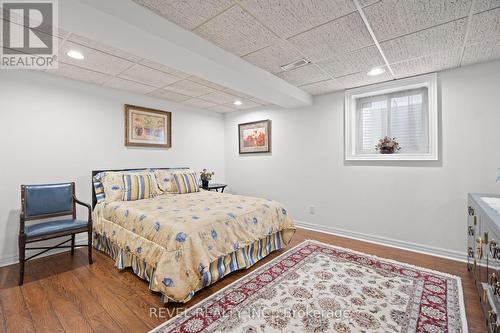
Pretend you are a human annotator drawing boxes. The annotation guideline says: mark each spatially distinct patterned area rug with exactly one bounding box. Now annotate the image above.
[151,240,467,333]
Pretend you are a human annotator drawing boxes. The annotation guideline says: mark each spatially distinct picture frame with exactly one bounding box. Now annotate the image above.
[125,104,171,148]
[238,119,271,154]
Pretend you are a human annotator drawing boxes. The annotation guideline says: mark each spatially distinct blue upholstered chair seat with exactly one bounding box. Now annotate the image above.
[24,219,88,238]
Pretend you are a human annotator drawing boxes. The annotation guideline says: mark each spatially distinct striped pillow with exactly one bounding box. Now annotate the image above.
[122,174,156,201]
[172,173,200,194]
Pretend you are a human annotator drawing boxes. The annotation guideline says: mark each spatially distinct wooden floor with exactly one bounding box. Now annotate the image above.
[0,228,485,333]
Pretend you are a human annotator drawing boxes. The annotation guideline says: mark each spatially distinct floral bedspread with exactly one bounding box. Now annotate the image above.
[92,190,295,302]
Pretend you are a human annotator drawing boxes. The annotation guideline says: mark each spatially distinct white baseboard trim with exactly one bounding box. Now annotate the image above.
[294,220,467,263]
[0,234,89,268]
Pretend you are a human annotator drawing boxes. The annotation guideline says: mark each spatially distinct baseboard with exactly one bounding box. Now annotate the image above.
[294,220,467,263]
[0,234,89,268]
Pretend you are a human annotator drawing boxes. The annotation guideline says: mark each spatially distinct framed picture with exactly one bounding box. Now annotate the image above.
[125,104,171,148]
[238,119,271,154]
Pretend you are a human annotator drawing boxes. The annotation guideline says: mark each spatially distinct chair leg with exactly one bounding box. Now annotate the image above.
[71,234,75,255]
[88,230,93,265]
[18,235,25,286]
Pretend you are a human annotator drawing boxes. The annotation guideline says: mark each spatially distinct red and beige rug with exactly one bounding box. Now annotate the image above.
[151,240,467,333]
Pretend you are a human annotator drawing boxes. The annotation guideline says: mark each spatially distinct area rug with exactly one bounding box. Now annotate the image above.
[151,240,467,333]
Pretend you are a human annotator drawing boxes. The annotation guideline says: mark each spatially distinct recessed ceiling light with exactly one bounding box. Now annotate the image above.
[367,67,385,76]
[233,100,242,106]
[66,50,84,60]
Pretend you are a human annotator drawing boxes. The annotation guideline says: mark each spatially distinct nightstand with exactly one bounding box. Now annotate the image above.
[201,183,227,193]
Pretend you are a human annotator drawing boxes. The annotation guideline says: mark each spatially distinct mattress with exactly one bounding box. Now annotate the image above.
[92,190,295,302]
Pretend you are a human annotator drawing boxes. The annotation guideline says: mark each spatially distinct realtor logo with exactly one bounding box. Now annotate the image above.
[1,0,58,69]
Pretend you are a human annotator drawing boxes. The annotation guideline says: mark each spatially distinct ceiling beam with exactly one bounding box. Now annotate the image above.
[58,0,312,108]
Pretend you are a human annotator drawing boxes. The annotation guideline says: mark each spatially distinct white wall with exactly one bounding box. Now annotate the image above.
[224,60,500,256]
[0,70,225,263]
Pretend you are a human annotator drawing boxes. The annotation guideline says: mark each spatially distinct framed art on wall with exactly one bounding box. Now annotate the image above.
[125,104,171,148]
[238,119,271,154]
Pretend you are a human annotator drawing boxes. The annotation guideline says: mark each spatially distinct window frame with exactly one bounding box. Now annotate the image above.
[345,73,438,161]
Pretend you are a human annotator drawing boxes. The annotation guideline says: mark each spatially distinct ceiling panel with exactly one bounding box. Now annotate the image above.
[164,79,215,97]
[276,64,330,86]
[473,0,500,13]
[228,98,261,110]
[117,64,180,87]
[239,0,356,39]
[147,89,191,102]
[139,59,190,78]
[132,0,234,30]
[380,19,467,64]
[45,63,111,85]
[182,98,217,108]
[468,7,500,44]
[391,49,460,78]
[336,68,392,89]
[207,105,236,113]
[299,79,344,95]
[317,45,385,78]
[187,76,228,90]
[288,12,373,62]
[103,77,157,94]
[59,41,135,75]
[222,87,255,100]
[199,91,240,104]
[194,5,279,56]
[68,34,141,62]
[242,40,303,74]
[363,0,471,42]
[462,38,500,65]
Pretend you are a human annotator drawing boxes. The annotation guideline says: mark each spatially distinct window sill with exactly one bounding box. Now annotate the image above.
[346,153,438,161]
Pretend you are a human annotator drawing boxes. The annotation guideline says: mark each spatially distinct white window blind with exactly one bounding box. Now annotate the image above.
[355,87,429,155]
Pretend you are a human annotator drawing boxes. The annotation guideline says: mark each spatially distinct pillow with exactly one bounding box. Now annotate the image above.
[172,172,200,194]
[122,174,156,201]
[93,173,106,203]
[102,170,159,202]
[154,168,194,193]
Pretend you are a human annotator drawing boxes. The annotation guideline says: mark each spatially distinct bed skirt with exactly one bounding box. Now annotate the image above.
[93,230,289,303]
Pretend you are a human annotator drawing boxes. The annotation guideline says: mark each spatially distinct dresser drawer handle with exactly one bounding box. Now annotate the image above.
[468,226,475,236]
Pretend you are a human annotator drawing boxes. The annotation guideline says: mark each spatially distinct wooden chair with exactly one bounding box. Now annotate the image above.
[19,182,93,285]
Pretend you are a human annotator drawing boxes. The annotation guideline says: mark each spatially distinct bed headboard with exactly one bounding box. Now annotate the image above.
[91,167,190,208]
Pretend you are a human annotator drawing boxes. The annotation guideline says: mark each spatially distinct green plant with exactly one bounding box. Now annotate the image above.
[200,169,214,181]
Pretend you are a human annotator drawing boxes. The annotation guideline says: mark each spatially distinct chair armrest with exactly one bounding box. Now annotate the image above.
[73,195,92,223]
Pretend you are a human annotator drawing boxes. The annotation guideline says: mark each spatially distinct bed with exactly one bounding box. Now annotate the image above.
[91,168,295,303]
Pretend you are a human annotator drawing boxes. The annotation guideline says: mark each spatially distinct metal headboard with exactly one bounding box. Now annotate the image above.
[91,167,190,208]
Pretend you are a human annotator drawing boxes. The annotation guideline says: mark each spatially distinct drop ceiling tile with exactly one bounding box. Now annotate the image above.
[183,98,217,108]
[249,97,271,105]
[147,89,191,102]
[139,59,190,78]
[462,38,500,65]
[363,0,471,42]
[299,79,344,95]
[381,19,467,64]
[468,8,500,43]
[68,34,141,62]
[474,0,500,13]
[117,64,180,87]
[164,79,215,97]
[199,91,239,104]
[288,12,373,62]
[228,98,261,110]
[336,69,392,89]
[45,63,111,85]
[103,77,156,94]
[391,49,460,78]
[187,76,228,90]
[207,105,236,113]
[194,5,279,56]
[59,41,134,75]
[276,64,330,86]
[132,0,234,30]
[222,88,255,99]
[317,46,385,77]
[242,40,303,73]
[239,0,356,39]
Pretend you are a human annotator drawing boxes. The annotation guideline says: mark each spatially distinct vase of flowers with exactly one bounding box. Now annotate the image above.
[376,136,401,154]
[200,169,214,188]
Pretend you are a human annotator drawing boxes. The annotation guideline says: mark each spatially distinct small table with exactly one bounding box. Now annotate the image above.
[201,183,227,193]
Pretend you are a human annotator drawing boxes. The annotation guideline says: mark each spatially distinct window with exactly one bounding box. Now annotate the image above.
[345,73,438,160]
